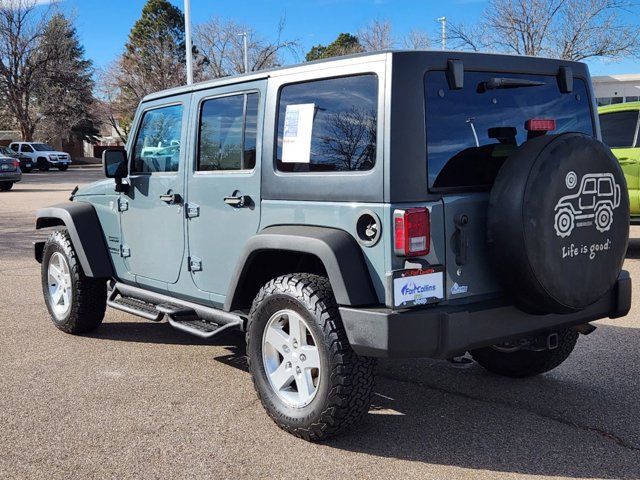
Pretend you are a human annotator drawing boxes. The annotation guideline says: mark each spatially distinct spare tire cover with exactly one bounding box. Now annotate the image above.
[487,133,629,314]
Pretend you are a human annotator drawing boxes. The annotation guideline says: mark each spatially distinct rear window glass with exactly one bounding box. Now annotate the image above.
[276,74,378,172]
[425,72,594,190]
[599,111,638,148]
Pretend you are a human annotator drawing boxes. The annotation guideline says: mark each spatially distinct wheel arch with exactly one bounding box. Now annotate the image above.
[225,225,379,311]
[35,202,114,278]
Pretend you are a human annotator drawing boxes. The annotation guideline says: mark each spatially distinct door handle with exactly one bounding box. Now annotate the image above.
[159,193,182,204]
[452,214,469,266]
[224,194,251,208]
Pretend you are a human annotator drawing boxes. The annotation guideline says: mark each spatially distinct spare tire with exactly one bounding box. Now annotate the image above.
[487,133,629,314]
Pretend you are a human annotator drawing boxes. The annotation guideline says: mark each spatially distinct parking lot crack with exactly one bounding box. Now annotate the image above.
[376,371,640,453]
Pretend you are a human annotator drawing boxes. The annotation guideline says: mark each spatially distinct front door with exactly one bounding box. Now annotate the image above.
[120,97,191,285]
[186,82,265,301]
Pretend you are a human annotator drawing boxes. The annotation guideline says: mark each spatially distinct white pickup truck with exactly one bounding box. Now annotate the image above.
[9,142,71,171]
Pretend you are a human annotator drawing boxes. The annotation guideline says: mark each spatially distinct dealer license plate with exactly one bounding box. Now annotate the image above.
[392,267,445,308]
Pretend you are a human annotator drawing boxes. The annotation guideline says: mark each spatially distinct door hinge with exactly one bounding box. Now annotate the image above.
[121,245,131,258]
[185,202,200,218]
[188,256,202,272]
[118,198,129,212]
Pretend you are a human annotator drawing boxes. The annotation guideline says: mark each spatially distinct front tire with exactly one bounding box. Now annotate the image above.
[469,328,579,378]
[41,230,107,334]
[0,182,14,191]
[37,158,50,171]
[57,164,68,171]
[247,274,375,441]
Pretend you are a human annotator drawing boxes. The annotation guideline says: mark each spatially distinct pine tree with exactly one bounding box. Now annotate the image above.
[36,13,99,143]
[305,33,363,61]
[101,0,188,141]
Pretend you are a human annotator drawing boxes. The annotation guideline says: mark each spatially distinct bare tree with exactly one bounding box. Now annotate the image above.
[555,0,639,60]
[194,17,299,79]
[358,19,395,51]
[0,0,55,140]
[402,29,431,50]
[320,107,376,171]
[484,0,565,56]
[451,0,639,61]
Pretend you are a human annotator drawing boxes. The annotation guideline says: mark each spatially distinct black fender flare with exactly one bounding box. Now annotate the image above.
[35,202,114,278]
[225,225,378,310]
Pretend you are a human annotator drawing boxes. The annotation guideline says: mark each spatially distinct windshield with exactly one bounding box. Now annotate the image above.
[425,71,594,190]
[32,143,54,151]
[599,111,638,148]
[0,146,11,155]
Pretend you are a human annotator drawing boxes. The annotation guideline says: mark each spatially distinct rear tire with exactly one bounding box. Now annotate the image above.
[0,182,13,191]
[37,158,50,171]
[22,167,32,173]
[469,328,579,378]
[41,230,107,334]
[247,273,376,441]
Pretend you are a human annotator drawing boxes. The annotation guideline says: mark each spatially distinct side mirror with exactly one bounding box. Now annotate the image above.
[102,149,129,193]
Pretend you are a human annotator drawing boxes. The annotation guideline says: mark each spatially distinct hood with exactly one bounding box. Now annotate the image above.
[74,179,114,196]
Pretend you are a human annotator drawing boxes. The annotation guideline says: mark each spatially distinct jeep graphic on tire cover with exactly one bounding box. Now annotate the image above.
[553,172,621,238]
[487,133,629,314]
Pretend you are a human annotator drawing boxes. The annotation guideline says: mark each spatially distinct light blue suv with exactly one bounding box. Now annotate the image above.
[35,51,631,440]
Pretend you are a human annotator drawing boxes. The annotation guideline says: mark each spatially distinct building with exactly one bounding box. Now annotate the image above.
[593,74,640,106]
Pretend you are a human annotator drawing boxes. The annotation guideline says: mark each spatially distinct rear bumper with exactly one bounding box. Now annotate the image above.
[340,270,631,358]
[0,171,21,182]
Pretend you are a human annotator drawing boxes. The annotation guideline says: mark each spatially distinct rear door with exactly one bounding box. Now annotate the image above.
[424,70,596,300]
[119,96,190,285]
[186,81,265,301]
[599,109,640,213]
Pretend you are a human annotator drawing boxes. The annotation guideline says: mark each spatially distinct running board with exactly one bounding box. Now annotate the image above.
[107,282,245,338]
[107,289,163,321]
[166,316,242,338]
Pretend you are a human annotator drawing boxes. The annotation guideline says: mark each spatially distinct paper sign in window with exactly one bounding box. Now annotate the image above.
[282,103,315,163]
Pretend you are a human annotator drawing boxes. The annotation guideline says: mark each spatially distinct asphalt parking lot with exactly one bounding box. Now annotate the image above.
[1,169,639,480]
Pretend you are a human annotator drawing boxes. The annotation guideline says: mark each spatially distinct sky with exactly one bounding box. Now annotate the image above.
[46,0,640,77]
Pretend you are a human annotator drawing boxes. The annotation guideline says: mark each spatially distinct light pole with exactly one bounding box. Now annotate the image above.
[437,16,446,50]
[184,0,193,85]
[239,32,248,73]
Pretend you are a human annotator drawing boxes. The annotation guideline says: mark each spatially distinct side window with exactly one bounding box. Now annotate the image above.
[599,178,613,195]
[197,92,258,171]
[132,104,183,173]
[276,74,378,172]
[10,144,18,152]
[599,111,639,148]
[584,178,597,194]
[22,144,34,153]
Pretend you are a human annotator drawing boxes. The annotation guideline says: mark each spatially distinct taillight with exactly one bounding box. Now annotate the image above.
[525,118,556,132]
[12,160,19,168]
[394,208,430,257]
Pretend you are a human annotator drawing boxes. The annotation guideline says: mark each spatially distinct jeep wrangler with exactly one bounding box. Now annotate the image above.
[35,51,632,441]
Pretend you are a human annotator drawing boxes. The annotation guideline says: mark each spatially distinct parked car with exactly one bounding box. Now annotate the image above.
[598,102,640,223]
[0,146,33,173]
[9,142,71,171]
[0,151,21,191]
[35,51,631,441]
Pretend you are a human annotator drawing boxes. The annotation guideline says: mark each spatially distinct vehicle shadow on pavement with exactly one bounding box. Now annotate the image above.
[91,320,640,478]
[325,324,640,479]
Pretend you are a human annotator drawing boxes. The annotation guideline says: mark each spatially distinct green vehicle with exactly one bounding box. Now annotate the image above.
[598,102,640,221]
[34,51,631,441]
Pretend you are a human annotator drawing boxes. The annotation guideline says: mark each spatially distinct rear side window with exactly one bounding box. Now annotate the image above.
[10,144,18,152]
[132,104,183,173]
[276,74,378,172]
[198,92,258,171]
[599,111,639,148]
[425,71,594,190]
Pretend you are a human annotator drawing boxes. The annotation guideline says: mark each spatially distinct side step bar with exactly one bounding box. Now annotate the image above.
[107,282,244,338]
